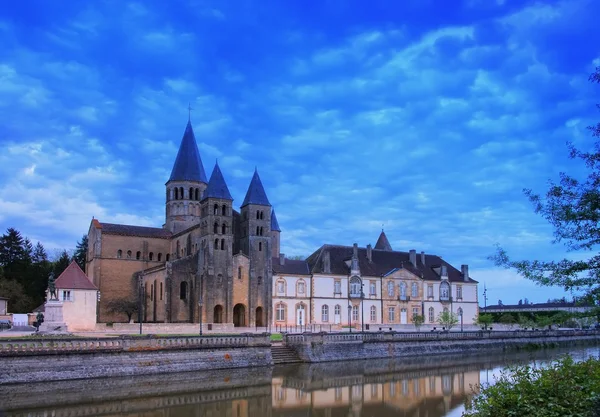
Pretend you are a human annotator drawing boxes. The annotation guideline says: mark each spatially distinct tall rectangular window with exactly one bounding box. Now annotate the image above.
[334,280,341,294]
[388,307,395,322]
[412,307,420,319]
[457,285,463,299]
[427,285,433,298]
[369,281,376,296]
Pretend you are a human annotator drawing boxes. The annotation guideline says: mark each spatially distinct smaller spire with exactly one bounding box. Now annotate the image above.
[241,168,271,207]
[203,161,233,200]
[271,209,281,232]
[375,230,393,251]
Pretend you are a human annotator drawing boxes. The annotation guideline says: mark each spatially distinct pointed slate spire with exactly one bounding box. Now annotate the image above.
[241,168,271,207]
[203,161,233,200]
[271,208,281,232]
[168,120,208,183]
[375,230,393,251]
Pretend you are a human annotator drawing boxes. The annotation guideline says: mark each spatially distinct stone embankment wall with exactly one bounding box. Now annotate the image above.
[0,333,271,384]
[284,330,600,363]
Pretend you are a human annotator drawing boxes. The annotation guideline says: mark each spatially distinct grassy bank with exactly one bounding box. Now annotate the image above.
[464,356,600,417]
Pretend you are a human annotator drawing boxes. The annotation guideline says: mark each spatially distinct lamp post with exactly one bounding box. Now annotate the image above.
[348,305,352,333]
[198,298,203,335]
[361,284,365,333]
[460,312,463,332]
[138,275,143,335]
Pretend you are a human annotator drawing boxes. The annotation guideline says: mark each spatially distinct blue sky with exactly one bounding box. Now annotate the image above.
[1,0,599,305]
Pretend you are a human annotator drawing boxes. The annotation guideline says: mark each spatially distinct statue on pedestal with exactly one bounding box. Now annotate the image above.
[48,272,58,301]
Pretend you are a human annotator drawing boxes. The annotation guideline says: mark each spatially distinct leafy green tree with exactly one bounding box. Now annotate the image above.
[498,313,516,328]
[73,235,88,272]
[492,68,600,306]
[412,314,424,331]
[437,310,458,330]
[0,277,33,313]
[53,250,71,278]
[518,315,536,330]
[475,313,493,330]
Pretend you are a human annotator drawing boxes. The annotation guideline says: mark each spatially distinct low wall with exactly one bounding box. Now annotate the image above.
[0,333,271,384]
[284,330,600,363]
[95,322,236,333]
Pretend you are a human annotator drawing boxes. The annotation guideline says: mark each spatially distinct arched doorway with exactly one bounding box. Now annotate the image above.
[233,304,246,327]
[214,305,223,323]
[256,307,264,327]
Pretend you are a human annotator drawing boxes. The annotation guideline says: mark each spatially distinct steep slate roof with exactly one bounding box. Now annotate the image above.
[374,230,393,251]
[203,161,233,200]
[55,261,98,290]
[271,209,281,232]
[168,120,208,183]
[306,245,477,283]
[241,169,271,207]
[100,222,172,239]
[272,257,311,275]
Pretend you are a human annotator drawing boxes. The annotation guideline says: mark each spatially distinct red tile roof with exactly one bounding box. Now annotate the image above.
[55,262,98,290]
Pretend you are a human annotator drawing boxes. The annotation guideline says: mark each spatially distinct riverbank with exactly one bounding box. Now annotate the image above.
[0,330,598,384]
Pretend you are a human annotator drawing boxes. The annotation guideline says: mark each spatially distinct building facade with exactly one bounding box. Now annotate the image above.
[87,119,276,328]
[272,232,479,328]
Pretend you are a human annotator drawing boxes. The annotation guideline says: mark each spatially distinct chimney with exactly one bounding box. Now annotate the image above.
[279,253,285,266]
[409,249,417,268]
[323,251,331,274]
[461,264,469,282]
[441,265,448,279]
[366,244,372,262]
[421,251,425,265]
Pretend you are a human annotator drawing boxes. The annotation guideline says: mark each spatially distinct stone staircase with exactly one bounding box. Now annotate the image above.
[271,345,302,364]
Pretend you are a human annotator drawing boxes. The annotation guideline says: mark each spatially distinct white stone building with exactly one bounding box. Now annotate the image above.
[272,231,479,329]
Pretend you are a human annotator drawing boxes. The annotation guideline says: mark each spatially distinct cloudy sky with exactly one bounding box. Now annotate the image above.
[1,0,599,305]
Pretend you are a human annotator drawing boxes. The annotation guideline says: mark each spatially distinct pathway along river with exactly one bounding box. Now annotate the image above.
[1,346,599,417]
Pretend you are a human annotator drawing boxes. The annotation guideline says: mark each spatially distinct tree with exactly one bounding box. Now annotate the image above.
[73,235,88,272]
[492,68,600,306]
[105,298,139,322]
[498,313,516,329]
[475,313,493,330]
[0,228,31,282]
[412,314,425,331]
[53,250,71,278]
[498,299,503,306]
[437,310,458,330]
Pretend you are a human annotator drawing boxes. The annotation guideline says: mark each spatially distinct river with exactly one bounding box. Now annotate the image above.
[1,346,598,417]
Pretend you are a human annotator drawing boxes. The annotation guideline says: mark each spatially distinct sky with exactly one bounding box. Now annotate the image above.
[1,0,599,305]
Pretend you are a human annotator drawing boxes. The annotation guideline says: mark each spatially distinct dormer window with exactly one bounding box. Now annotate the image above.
[349,276,362,298]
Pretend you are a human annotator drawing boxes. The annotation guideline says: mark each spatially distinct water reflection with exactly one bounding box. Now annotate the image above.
[1,347,598,417]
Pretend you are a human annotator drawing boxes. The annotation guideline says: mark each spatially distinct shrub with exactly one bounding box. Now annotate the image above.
[464,356,600,417]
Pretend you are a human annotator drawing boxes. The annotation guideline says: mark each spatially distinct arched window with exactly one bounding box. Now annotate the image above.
[370,306,377,322]
[257,276,262,285]
[321,305,329,322]
[195,188,199,200]
[180,282,188,300]
[189,187,193,201]
[428,307,435,323]
[256,210,260,220]
[222,204,227,215]
[352,305,359,321]
[117,250,122,258]
[222,223,227,234]
[127,250,132,259]
[158,253,162,262]
[166,189,170,202]
[350,276,362,298]
[457,307,463,317]
[214,222,219,234]
[411,282,418,298]
[400,282,407,299]
[260,227,263,236]
[387,281,394,297]
[149,252,154,261]
[214,204,219,215]
[443,307,449,314]
[258,242,262,251]
[334,304,341,316]
[440,281,450,300]
[166,254,170,262]
[221,239,225,250]
[214,239,219,249]
[276,303,286,321]
[174,188,179,200]
[238,267,242,280]
[150,284,154,301]
[256,226,259,235]
[179,187,184,199]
